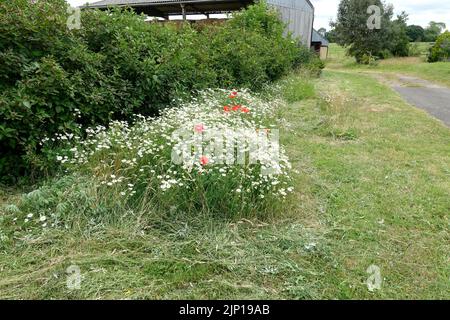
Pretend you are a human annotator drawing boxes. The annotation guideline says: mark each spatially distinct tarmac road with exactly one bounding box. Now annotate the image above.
[390,75,450,127]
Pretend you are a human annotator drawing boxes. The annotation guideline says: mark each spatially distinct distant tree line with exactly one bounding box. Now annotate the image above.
[323,21,447,44]
[406,22,447,42]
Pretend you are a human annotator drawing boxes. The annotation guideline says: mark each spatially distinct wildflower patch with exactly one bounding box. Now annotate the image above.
[49,89,294,217]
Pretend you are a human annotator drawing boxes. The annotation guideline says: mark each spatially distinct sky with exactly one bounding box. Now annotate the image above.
[67,0,449,31]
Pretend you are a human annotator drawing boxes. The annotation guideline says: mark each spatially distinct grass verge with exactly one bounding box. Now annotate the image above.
[326,43,450,87]
[0,70,449,299]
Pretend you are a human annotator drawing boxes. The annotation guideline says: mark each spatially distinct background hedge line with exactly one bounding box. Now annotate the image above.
[0,0,321,183]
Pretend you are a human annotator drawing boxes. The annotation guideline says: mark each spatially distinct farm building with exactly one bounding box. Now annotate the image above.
[311,29,329,59]
[82,0,315,46]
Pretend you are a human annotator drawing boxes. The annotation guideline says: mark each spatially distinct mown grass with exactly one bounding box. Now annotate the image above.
[1,69,449,299]
[326,43,450,87]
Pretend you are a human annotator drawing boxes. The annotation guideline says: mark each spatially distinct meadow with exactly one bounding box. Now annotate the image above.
[1,65,449,299]
[326,43,450,87]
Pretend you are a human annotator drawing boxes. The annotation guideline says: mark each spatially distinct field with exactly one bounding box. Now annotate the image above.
[1,58,449,298]
[326,43,450,87]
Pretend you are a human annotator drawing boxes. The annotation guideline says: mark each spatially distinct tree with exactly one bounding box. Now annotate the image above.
[424,21,446,42]
[331,0,393,63]
[331,0,410,63]
[388,12,410,57]
[325,29,338,43]
[317,28,327,37]
[406,25,425,42]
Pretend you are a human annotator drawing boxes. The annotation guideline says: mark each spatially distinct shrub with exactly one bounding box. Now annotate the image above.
[0,0,305,182]
[408,43,422,57]
[428,31,450,62]
[359,53,379,66]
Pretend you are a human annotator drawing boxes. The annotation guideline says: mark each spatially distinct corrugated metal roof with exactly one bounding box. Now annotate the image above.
[83,0,256,16]
[88,0,187,6]
[85,0,313,10]
[312,29,329,46]
[86,0,249,8]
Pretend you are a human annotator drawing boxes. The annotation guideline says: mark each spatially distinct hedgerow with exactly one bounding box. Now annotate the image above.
[0,0,319,182]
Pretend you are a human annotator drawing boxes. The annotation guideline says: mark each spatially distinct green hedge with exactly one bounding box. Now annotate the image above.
[0,0,319,182]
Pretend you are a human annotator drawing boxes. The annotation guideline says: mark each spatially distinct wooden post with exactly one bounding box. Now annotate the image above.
[180,4,186,21]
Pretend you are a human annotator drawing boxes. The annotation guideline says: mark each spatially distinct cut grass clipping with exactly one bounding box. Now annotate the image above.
[1,68,449,299]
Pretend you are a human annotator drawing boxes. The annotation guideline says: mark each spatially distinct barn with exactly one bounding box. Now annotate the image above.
[311,29,329,59]
[82,0,315,46]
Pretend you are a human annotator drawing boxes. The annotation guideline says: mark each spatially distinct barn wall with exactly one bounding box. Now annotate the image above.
[320,46,328,60]
[267,0,314,46]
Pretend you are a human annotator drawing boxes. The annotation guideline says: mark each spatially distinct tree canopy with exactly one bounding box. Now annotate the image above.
[331,0,409,63]
[406,25,425,42]
[424,22,447,42]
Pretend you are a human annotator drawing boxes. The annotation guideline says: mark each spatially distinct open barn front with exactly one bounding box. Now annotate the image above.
[83,0,255,19]
[82,0,314,45]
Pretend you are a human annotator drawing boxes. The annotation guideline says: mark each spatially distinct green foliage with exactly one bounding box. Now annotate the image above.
[331,0,393,63]
[388,12,410,57]
[325,29,338,43]
[406,25,425,42]
[0,0,305,183]
[202,1,304,89]
[332,0,410,63]
[407,42,422,57]
[428,31,450,62]
[359,53,379,65]
[282,76,316,103]
[227,0,286,37]
[424,21,446,42]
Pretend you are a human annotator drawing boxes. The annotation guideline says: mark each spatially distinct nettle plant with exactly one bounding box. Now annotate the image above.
[52,90,294,218]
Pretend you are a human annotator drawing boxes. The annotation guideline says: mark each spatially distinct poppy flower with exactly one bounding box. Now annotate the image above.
[223,105,231,112]
[232,105,241,111]
[200,156,209,166]
[241,107,250,113]
[194,124,205,133]
[229,90,238,99]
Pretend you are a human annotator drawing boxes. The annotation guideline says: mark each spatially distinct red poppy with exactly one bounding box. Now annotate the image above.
[229,90,238,99]
[223,105,231,112]
[200,156,209,166]
[232,105,241,111]
[241,107,250,113]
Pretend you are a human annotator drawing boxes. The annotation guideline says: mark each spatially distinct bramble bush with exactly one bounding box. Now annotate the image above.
[0,0,319,182]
